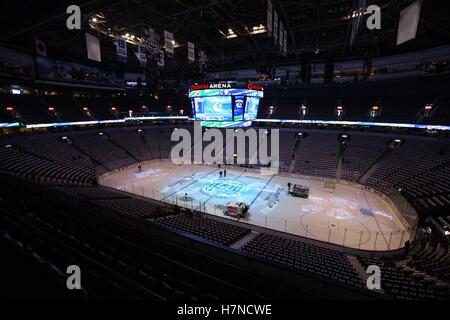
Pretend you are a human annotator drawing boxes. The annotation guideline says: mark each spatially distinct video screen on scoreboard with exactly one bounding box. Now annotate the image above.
[244,97,260,120]
[191,99,196,118]
[193,96,233,121]
[233,95,245,121]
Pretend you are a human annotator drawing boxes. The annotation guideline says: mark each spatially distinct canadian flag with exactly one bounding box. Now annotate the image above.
[35,39,47,57]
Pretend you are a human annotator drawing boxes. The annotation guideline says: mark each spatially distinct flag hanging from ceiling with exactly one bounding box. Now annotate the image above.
[188,42,195,63]
[164,30,174,54]
[35,39,47,57]
[144,39,161,61]
[397,0,422,45]
[116,36,127,63]
[144,25,154,39]
[85,33,101,62]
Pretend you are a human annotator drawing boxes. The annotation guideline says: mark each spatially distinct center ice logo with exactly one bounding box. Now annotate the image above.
[171,122,280,175]
[201,180,247,198]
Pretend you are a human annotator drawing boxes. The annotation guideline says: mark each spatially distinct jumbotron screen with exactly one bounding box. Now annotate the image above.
[233,95,245,121]
[193,96,233,121]
[245,96,260,120]
[189,83,263,121]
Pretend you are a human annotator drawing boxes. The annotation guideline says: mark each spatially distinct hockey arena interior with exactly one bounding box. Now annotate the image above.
[1,0,450,302]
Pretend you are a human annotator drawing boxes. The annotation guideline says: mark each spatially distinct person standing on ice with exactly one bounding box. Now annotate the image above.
[224,169,227,177]
[219,171,223,178]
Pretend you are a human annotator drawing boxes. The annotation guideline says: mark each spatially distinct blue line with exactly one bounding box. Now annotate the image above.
[249,174,275,206]
[233,170,246,181]
[161,167,219,200]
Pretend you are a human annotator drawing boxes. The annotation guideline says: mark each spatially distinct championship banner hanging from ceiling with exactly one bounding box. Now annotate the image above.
[116,36,127,63]
[164,30,174,54]
[273,11,279,45]
[198,50,207,72]
[397,0,422,45]
[85,33,101,62]
[283,29,288,57]
[135,44,147,67]
[278,21,284,50]
[157,49,165,67]
[35,38,47,57]
[267,0,273,37]
[188,41,195,63]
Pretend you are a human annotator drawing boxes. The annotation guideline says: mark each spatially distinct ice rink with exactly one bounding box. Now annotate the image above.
[100,160,411,251]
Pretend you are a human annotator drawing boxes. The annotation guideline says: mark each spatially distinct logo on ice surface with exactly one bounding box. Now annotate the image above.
[202,180,247,198]
[170,122,280,175]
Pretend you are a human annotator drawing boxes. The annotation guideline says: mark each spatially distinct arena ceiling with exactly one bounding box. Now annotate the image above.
[1,0,450,74]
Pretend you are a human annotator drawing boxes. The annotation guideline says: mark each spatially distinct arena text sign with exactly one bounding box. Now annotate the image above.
[189,83,264,91]
[170,122,280,175]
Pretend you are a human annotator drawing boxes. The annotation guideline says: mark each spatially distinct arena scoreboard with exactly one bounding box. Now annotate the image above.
[189,83,264,122]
